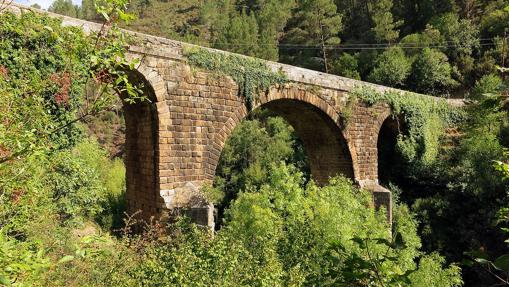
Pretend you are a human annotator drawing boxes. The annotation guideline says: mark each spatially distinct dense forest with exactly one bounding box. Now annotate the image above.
[1,0,509,286]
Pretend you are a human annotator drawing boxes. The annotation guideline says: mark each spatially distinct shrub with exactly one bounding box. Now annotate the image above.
[409,48,459,96]
[469,74,504,100]
[368,47,412,87]
[129,163,462,286]
[330,53,361,80]
[46,146,107,222]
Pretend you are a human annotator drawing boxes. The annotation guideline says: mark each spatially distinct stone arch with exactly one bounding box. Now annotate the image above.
[121,63,168,221]
[206,86,354,185]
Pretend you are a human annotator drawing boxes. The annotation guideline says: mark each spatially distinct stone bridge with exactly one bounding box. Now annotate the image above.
[7,4,444,227]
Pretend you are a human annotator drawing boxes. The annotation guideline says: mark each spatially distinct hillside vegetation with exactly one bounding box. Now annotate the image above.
[2,0,509,286]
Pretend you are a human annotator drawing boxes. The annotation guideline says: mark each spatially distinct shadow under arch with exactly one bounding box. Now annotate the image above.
[377,115,405,186]
[120,69,160,221]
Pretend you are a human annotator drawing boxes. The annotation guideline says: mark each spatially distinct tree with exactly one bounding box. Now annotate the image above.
[368,47,411,87]
[409,48,459,95]
[255,0,294,61]
[469,74,504,100]
[80,0,101,21]
[368,0,402,43]
[393,0,458,33]
[281,0,342,72]
[48,0,80,18]
[330,53,360,80]
[214,9,260,57]
[480,2,509,39]
[430,13,479,61]
[400,25,442,57]
[213,111,308,218]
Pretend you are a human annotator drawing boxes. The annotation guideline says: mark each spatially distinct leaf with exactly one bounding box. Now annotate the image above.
[464,250,489,260]
[0,274,10,286]
[494,254,509,271]
[100,11,110,21]
[461,258,475,267]
[474,258,491,265]
[374,238,391,246]
[58,255,75,264]
[43,26,53,32]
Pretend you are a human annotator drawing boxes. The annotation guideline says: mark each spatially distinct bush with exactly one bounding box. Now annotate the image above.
[46,145,107,222]
[130,163,462,286]
[0,231,50,286]
[368,47,411,87]
[469,74,504,100]
[330,53,361,80]
[409,48,459,95]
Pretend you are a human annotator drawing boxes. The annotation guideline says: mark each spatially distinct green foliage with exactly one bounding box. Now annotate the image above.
[185,47,287,109]
[0,12,89,160]
[470,74,504,100]
[49,139,126,229]
[0,231,50,286]
[387,81,509,286]
[214,8,260,57]
[368,0,402,43]
[281,0,342,72]
[49,0,81,18]
[213,111,308,217]
[0,4,141,166]
[408,253,463,287]
[251,0,295,61]
[399,25,443,57]
[208,0,295,61]
[409,48,459,95]
[330,52,360,80]
[47,146,107,222]
[0,4,140,286]
[368,47,412,88]
[430,13,479,60]
[352,87,464,168]
[480,3,509,39]
[127,164,461,286]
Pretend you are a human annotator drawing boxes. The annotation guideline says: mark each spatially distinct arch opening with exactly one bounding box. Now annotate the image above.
[377,116,402,186]
[212,99,354,226]
[121,70,160,221]
[260,99,354,184]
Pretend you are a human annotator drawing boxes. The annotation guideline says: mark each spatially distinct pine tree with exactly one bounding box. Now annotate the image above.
[216,9,260,57]
[209,0,293,60]
[282,0,342,72]
[368,0,402,43]
[255,0,294,61]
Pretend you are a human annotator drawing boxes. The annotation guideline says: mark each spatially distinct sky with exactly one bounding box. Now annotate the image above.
[15,0,81,10]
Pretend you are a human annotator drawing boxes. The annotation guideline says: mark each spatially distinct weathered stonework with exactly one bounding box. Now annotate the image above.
[5,3,456,226]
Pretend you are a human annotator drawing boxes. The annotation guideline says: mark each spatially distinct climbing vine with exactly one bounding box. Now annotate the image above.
[351,87,466,168]
[184,47,287,109]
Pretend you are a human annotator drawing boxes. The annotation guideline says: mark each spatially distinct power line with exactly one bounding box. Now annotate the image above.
[278,43,499,50]
[211,36,509,49]
[214,41,501,50]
